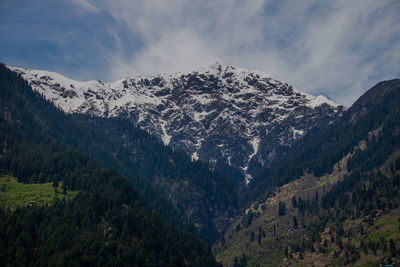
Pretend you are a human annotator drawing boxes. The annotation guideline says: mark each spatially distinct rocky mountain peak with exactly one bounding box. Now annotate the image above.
[9,64,344,183]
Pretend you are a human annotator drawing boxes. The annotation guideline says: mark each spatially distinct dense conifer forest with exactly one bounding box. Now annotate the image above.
[0,64,222,265]
[0,142,220,266]
[246,79,400,205]
[215,79,400,266]
[0,64,238,244]
[1,62,400,266]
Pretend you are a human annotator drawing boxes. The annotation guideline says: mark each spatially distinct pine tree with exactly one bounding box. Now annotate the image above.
[278,201,286,216]
[292,196,297,208]
[293,216,298,229]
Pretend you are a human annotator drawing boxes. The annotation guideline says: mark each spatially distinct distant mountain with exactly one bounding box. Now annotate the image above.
[10,63,343,182]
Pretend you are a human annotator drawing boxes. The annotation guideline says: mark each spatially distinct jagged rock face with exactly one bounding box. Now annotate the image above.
[10,63,343,182]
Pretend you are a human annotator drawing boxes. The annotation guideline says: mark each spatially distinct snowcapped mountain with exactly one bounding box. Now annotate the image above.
[9,63,343,182]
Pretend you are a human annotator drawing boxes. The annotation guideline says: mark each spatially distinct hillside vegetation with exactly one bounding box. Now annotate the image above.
[1,63,399,266]
[215,79,400,266]
[0,175,78,210]
[0,63,238,243]
[0,64,220,265]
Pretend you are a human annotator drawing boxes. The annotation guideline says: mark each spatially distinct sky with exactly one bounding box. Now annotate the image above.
[1,0,399,106]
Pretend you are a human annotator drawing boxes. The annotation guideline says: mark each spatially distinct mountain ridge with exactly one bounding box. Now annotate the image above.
[0,64,238,244]
[214,78,400,266]
[2,61,400,266]
[0,65,220,266]
[8,63,343,182]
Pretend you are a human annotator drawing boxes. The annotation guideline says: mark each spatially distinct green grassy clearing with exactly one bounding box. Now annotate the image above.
[306,175,338,191]
[265,215,275,222]
[0,175,78,210]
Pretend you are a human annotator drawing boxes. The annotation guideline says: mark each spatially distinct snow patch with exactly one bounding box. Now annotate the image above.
[160,122,171,145]
[193,110,213,121]
[291,127,304,138]
[250,137,260,158]
[137,113,144,123]
[242,137,260,184]
[306,95,340,108]
[8,63,342,184]
[191,152,199,161]
[245,174,252,185]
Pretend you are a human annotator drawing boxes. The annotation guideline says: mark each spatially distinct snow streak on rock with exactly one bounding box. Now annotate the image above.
[10,63,343,182]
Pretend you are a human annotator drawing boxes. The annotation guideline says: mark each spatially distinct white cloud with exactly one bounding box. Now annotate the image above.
[109,28,218,78]
[71,0,100,13]
[102,0,268,77]
[73,0,400,106]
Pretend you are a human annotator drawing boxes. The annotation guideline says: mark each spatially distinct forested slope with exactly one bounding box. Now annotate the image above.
[215,79,400,266]
[0,64,238,243]
[0,142,219,266]
[245,79,400,205]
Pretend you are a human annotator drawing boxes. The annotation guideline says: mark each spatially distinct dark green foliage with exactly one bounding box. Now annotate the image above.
[278,201,286,216]
[267,80,400,265]
[2,143,97,189]
[257,227,265,244]
[290,154,400,263]
[296,196,319,215]
[0,64,238,243]
[346,111,400,173]
[233,253,248,267]
[321,171,400,213]
[246,210,254,227]
[291,196,297,208]
[79,117,238,243]
[81,116,238,208]
[293,216,298,229]
[390,239,397,257]
[0,143,219,266]
[245,79,400,205]
[0,64,224,264]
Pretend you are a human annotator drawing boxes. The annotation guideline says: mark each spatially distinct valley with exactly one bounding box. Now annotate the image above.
[0,63,399,266]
